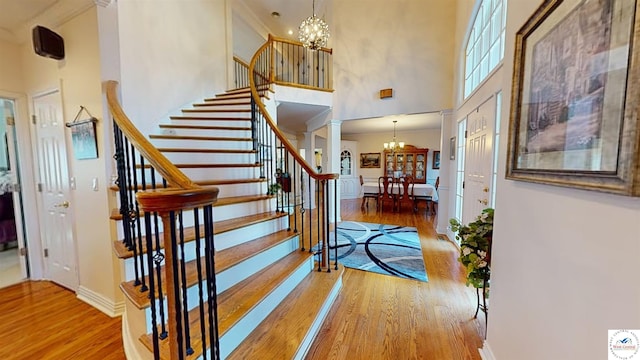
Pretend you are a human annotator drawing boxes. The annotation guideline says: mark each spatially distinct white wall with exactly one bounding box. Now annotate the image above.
[332,0,457,121]
[19,7,122,312]
[452,1,640,359]
[117,0,228,135]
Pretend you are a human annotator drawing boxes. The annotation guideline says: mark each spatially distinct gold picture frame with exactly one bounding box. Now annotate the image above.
[360,153,381,168]
[506,0,640,196]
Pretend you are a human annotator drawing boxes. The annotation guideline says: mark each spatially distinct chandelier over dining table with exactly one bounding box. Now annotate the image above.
[298,0,330,50]
[384,120,405,152]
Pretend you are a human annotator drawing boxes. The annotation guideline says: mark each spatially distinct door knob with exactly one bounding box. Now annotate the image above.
[55,201,70,208]
[483,187,489,192]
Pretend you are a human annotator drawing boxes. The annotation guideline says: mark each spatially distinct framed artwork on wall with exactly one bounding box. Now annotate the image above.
[432,151,440,169]
[506,0,640,196]
[360,152,381,168]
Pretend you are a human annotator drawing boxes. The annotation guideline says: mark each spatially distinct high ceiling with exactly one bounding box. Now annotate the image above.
[0,0,94,43]
[0,0,442,136]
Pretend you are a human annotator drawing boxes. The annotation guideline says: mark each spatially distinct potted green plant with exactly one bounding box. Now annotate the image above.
[449,208,493,289]
[267,182,281,196]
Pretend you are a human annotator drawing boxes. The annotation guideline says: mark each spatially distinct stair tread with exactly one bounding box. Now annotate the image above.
[108,178,265,192]
[157,148,256,154]
[149,134,252,141]
[159,124,252,131]
[120,228,298,309]
[113,211,285,259]
[183,108,252,113]
[137,163,261,169]
[193,101,251,107]
[228,266,343,360]
[139,251,324,360]
[169,116,251,121]
[110,193,274,221]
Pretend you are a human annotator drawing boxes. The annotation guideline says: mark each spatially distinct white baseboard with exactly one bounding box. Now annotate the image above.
[479,340,496,360]
[77,285,125,318]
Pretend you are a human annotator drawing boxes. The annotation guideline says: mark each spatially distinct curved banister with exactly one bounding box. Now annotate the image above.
[248,38,338,181]
[105,80,199,190]
[268,34,333,55]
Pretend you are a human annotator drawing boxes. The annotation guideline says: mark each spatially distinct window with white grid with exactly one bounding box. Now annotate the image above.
[464,0,506,98]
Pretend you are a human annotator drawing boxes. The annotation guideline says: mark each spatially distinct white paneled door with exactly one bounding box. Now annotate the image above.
[340,141,358,200]
[33,90,78,291]
[463,96,496,225]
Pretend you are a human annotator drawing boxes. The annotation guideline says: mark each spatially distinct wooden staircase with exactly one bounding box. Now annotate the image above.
[112,87,343,359]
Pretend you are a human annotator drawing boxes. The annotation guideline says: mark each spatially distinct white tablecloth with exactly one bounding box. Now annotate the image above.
[362,182,438,202]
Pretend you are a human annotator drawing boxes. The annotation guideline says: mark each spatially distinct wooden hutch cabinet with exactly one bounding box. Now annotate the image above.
[384,145,429,183]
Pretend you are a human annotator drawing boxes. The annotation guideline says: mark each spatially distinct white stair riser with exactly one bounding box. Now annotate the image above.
[219,255,314,359]
[166,119,251,128]
[150,139,253,151]
[181,168,263,182]
[191,104,251,110]
[159,128,252,138]
[160,152,257,165]
[122,216,288,281]
[179,111,250,119]
[212,199,275,222]
[143,236,302,334]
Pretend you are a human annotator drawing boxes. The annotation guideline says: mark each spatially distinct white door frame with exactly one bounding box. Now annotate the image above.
[0,90,44,280]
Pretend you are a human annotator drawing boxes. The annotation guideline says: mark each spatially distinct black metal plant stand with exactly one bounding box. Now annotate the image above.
[474,278,489,339]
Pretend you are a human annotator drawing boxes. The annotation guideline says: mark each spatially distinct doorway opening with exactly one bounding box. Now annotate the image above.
[0,97,29,288]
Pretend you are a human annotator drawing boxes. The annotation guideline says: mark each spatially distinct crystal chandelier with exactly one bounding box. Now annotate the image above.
[384,121,405,152]
[298,0,330,50]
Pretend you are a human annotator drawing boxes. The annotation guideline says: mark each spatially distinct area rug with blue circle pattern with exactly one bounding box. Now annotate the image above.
[321,221,427,282]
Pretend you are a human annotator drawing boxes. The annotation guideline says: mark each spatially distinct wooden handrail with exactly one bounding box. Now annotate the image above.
[249,38,338,181]
[269,34,333,55]
[233,56,250,69]
[105,80,199,190]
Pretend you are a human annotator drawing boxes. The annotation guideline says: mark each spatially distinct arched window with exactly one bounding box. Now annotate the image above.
[464,0,507,98]
[340,150,352,176]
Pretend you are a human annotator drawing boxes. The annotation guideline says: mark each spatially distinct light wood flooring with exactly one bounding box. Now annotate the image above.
[0,199,484,360]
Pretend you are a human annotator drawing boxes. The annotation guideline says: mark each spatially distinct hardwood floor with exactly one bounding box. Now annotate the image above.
[0,281,125,360]
[305,199,485,360]
[0,199,483,360]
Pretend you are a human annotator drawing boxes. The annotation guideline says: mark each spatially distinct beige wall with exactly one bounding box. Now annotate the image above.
[451,1,640,359]
[0,39,25,93]
[20,7,122,311]
[332,0,457,121]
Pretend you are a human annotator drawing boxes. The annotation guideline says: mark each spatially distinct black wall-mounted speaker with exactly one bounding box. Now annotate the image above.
[32,26,65,60]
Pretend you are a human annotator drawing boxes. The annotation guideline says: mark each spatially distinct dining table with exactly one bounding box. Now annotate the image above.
[361,182,438,201]
[361,181,438,213]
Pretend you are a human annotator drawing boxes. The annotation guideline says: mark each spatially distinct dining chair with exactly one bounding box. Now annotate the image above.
[378,176,396,213]
[360,175,378,209]
[429,176,440,214]
[397,176,415,212]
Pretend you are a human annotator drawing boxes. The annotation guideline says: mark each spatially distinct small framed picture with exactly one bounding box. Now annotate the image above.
[432,151,440,169]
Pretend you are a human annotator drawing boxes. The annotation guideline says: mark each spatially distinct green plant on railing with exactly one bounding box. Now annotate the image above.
[450,208,493,289]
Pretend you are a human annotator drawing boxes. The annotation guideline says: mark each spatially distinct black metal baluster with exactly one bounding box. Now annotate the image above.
[150,170,167,339]
[123,138,141,286]
[316,179,322,271]
[325,179,331,273]
[177,211,193,355]
[193,209,208,359]
[168,212,185,360]
[293,160,298,233]
[333,178,338,270]
[132,150,148,292]
[203,205,220,360]
[308,173,312,253]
